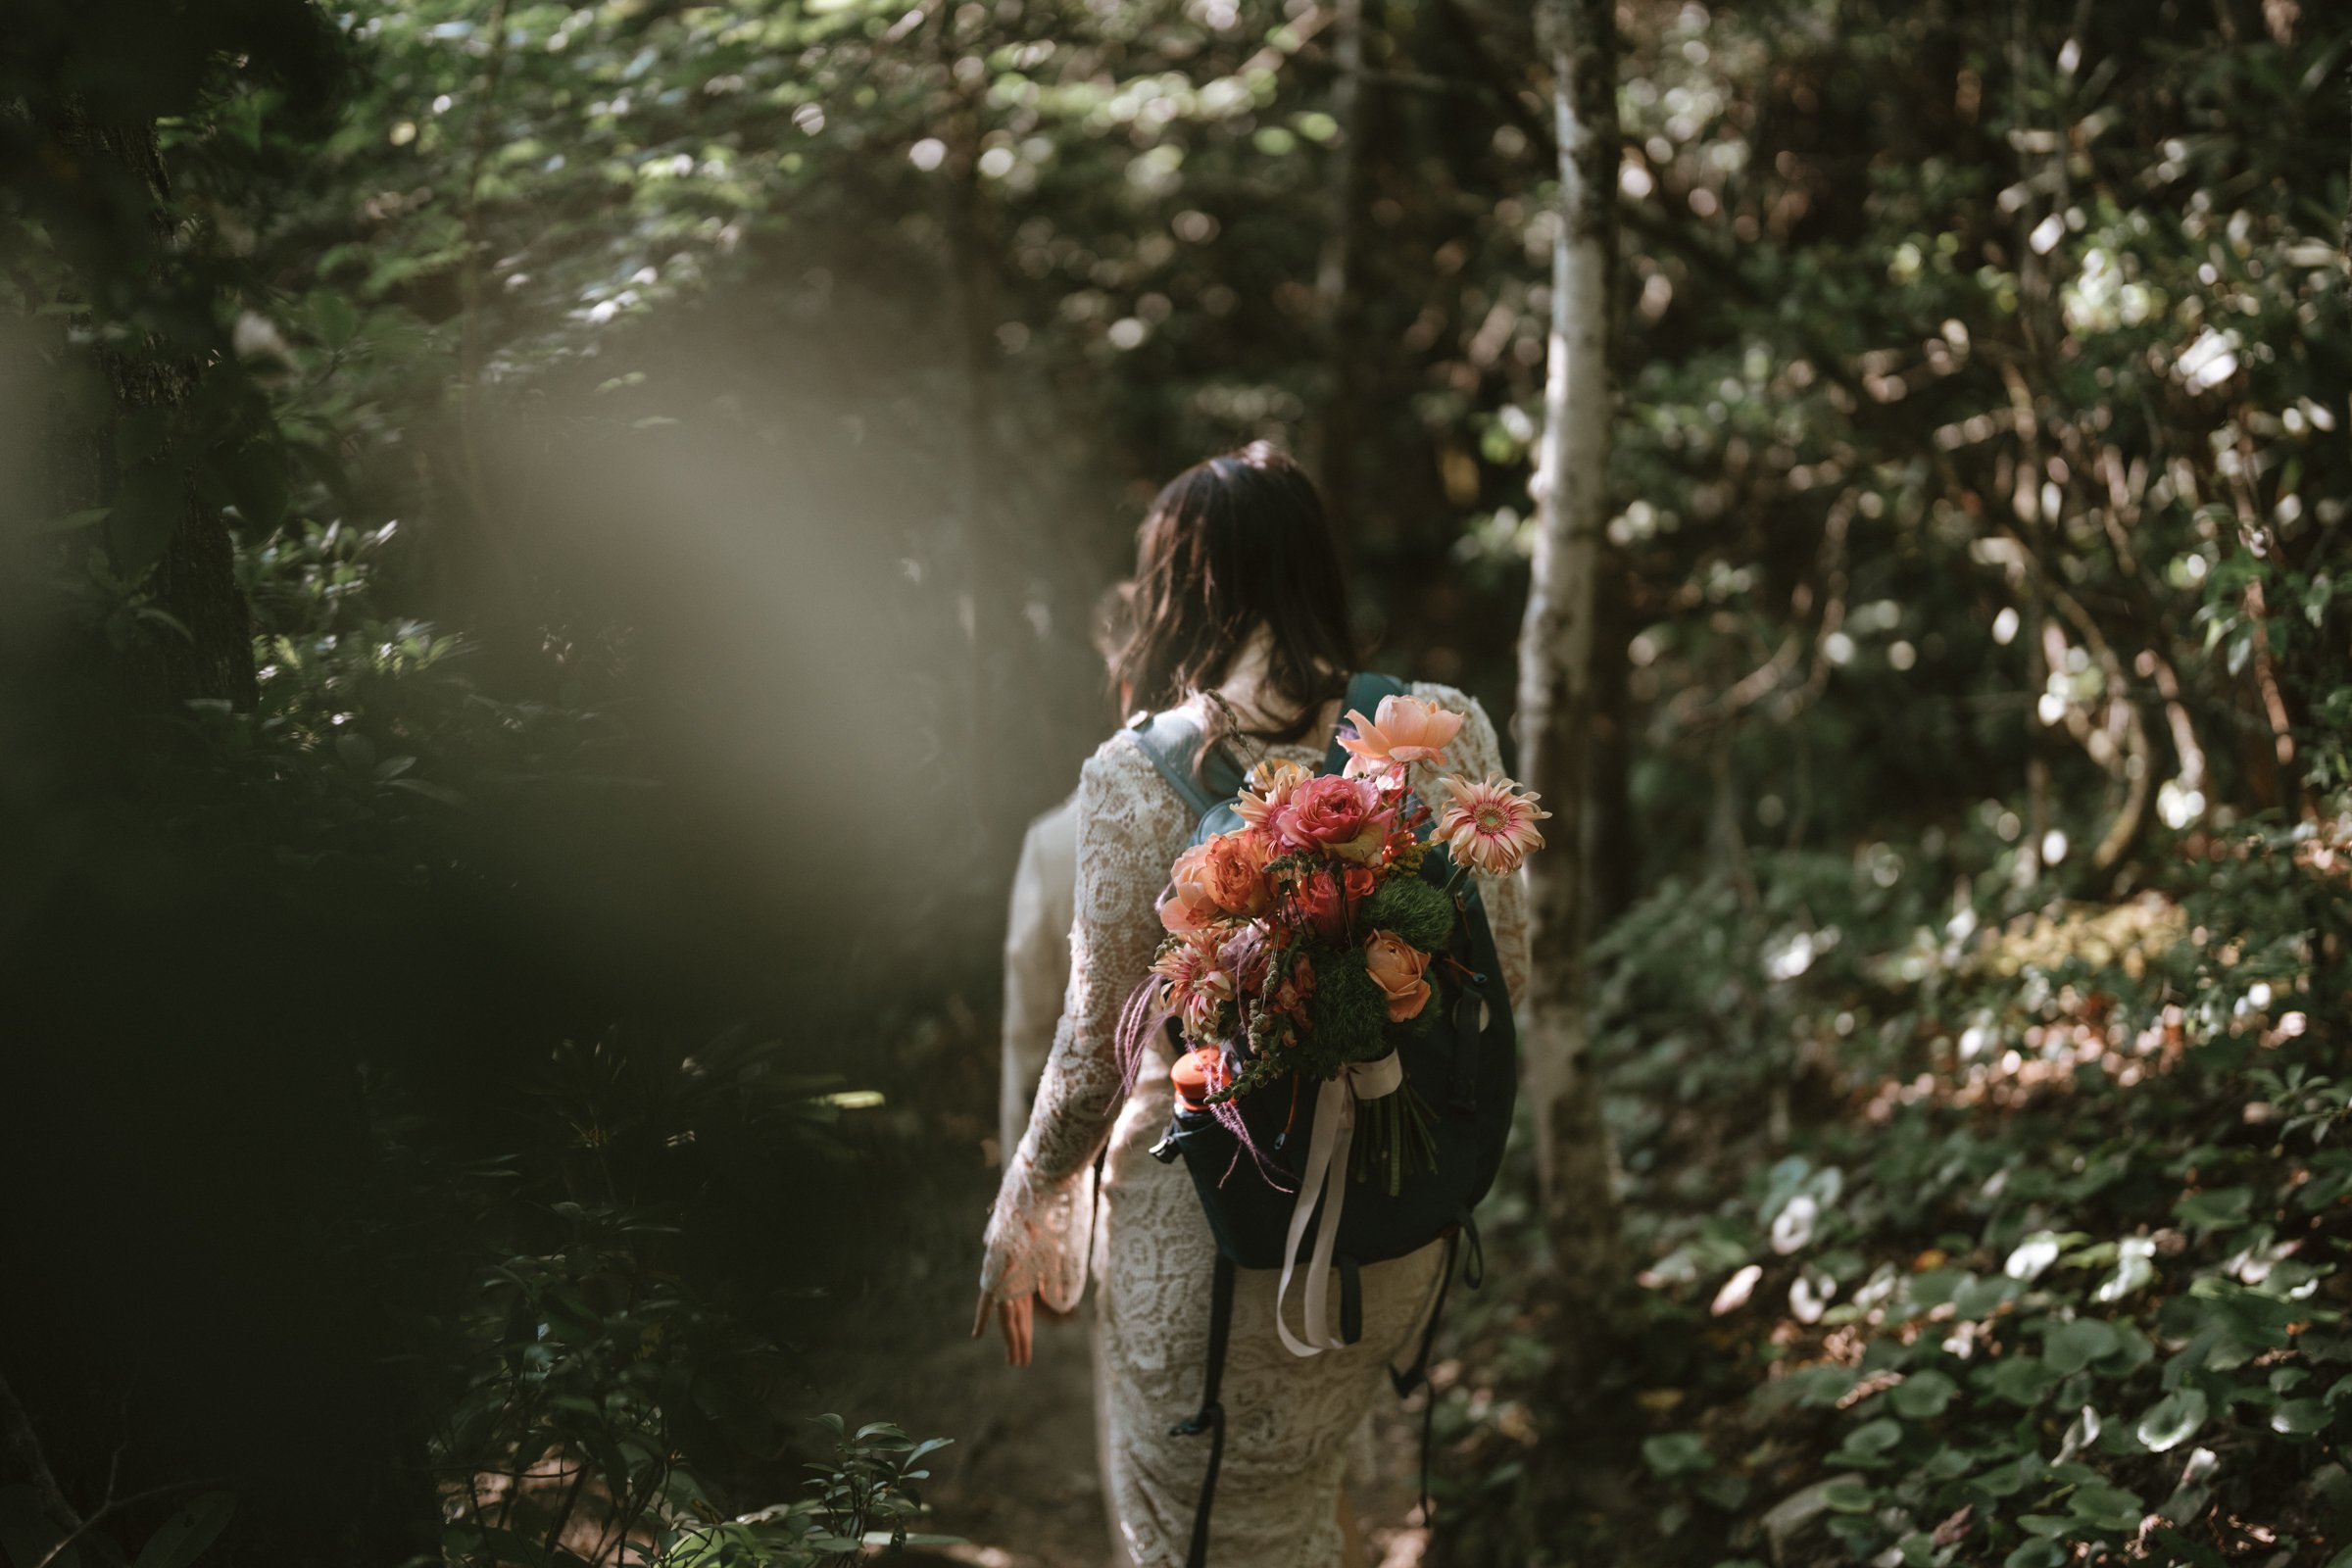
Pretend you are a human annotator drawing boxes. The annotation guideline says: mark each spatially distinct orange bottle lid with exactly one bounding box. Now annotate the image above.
[1171,1048,1224,1112]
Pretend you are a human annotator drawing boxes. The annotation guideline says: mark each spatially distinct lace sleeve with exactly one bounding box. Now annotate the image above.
[979,734,1191,1313]
[998,796,1077,1164]
[1412,685,1534,1007]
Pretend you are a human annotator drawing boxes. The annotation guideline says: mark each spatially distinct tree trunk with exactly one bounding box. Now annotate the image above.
[47,113,258,710]
[1516,0,1620,1286]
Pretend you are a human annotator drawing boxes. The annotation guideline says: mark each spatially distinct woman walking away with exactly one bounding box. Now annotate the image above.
[975,443,1530,1568]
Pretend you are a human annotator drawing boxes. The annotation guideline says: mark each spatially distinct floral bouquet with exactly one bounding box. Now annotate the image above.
[1138,695,1548,1194]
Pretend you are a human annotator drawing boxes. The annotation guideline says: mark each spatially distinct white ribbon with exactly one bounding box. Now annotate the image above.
[1273,1051,1404,1356]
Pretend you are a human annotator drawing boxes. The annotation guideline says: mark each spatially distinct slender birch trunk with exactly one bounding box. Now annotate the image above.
[1516,0,1620,1285]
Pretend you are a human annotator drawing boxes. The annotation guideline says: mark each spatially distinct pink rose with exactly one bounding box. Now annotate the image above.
[1272,774,1395,862]
[1363,929,1432,1022]
[1234,759,1312,829]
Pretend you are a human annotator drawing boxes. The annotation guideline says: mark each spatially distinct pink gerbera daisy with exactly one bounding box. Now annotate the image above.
[1436,773,1550,876]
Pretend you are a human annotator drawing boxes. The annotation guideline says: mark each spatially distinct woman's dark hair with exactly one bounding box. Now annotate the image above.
[1110,441,1356,744]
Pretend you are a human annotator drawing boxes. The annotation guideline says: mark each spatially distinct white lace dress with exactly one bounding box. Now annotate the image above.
[980,679,1532,1568]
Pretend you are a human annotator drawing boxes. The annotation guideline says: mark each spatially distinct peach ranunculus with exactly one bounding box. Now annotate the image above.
[1436,772,1551,877]
[1201,827,1276,916]
[1337,695,1465,775]
[1234,759,1313,829]
[1272,774,1395,863]
[1158,843,1226,933]
[1363,929,1433,1022]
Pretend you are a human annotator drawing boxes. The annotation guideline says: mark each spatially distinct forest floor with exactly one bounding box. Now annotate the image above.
[816,1148,1437,1567]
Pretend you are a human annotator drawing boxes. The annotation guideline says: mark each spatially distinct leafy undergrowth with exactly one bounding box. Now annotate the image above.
[1429,812,2351,1567]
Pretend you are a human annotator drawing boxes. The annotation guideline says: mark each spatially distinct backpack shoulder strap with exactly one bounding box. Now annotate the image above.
[1321,671,1410,777]
[1173,1252,1236,1568]
[1126,709,1223,819]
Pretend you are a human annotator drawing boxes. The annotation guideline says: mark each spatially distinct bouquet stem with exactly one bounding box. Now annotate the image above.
[1350,1082,1439,1193]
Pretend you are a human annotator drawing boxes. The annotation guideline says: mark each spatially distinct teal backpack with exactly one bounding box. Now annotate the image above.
[1120,671,1514,1565]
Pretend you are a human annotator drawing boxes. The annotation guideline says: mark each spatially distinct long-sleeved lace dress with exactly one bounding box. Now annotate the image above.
[980,679,1532,1568]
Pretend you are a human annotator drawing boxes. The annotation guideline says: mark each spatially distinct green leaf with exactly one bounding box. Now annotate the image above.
[1820,1480,1876,1513]
[2174,1187,2253,1233]
[132,1492,236,1568]
[1827,1417,1903,1468]
[1952,1272,2020,1318]
[2135,1388,2208,1452]
[2272,1398,2331,1436]
[309,291,360,350]
[1642,1432,1712,1478]
[2003,1540,2067,1568]
[1889,1369,1957,1418]
[2044,1319,2122,1375]
[1984,1354,2060,1407]
[1973,1456,2034,1498]
[2067,1482,2143,1532]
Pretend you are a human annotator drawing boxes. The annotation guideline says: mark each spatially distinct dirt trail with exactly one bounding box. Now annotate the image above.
[817,1156,1434,1567]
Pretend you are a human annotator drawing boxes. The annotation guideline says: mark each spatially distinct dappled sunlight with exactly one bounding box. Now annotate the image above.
[5,0,2348,1562]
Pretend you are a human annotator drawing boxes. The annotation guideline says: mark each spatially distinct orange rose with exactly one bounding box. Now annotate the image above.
[1201,828,1276,916]
[1363,929,1432,1022]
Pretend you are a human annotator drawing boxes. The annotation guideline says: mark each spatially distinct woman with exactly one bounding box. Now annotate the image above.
[975,443,1530,1567]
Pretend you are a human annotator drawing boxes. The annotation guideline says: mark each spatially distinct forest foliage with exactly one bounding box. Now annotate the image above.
[2,0,2348,1564]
